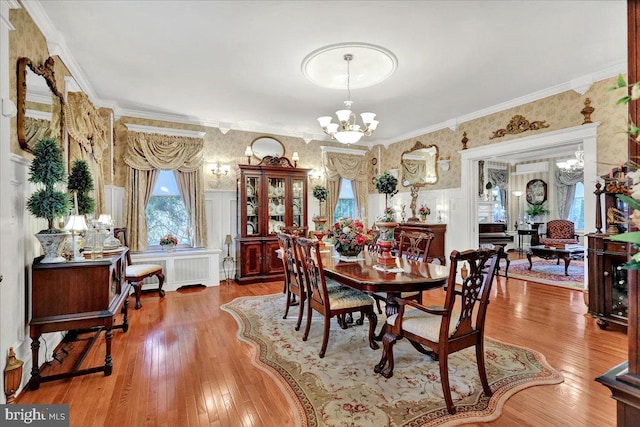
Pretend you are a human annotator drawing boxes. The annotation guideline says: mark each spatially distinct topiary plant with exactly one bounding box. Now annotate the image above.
[526,202,549,218]
[375,172,398,209]
[26,137,71,232]
[67,159,95,215]
[312,185,328,218]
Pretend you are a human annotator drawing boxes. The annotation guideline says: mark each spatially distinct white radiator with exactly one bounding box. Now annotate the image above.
[131,249,221,292]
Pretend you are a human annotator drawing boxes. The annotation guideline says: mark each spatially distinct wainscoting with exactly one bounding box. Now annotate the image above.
[131,249,221,292]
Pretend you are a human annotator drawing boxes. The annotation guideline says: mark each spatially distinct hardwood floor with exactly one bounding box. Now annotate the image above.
[17,269,625,426]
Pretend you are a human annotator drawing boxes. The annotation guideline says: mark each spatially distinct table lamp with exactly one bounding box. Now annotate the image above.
[223,234,234,284]
[512,191,523,230]
[64,214,88,261]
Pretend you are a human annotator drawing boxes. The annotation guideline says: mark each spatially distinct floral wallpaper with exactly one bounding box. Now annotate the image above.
[9,4,627,197]
[377,77,626,194]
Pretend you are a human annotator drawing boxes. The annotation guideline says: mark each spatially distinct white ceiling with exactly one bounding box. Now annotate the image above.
[28,1,627,148]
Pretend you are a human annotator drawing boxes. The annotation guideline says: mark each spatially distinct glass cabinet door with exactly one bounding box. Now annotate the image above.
[246,176,260,236]
[292,178,305,227]
[267,177,286,234]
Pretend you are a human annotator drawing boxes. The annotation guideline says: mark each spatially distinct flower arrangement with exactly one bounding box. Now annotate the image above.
[325,217,372,255]
[159,233,178,246]
[419,204,431,216]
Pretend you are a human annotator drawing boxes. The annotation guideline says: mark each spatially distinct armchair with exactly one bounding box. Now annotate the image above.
[539,220,579,246]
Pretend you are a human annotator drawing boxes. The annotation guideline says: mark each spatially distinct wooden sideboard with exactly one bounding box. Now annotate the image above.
[29,249,130,389]
[394,222,447,265]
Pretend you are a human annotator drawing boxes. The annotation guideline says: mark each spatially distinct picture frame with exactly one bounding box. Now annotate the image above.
[526,179,547,204]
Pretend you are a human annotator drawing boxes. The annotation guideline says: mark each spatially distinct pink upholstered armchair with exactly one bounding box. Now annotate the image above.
[539,220,579,246]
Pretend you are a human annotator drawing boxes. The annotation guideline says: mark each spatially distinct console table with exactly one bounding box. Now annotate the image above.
[29,250,130,390]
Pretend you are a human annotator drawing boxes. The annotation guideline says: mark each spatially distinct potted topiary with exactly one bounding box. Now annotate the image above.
[67,159,95,216]
[27,137,71,263]
[526,202,549,223]
[374,172,399,266]
[312,185,328,232]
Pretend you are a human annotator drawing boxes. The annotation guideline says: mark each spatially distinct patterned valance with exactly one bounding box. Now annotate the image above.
[323,152,367,181]
[125,131,204,172]
[64,92,109,163]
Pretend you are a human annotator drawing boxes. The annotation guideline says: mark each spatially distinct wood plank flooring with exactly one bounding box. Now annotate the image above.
[17,267,626,426]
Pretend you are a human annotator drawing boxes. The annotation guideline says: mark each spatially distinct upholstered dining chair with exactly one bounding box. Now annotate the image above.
[539,219,580,246]
[374,247,501,415]
[279,226,308,295]
[113,227,165,309]
[371,230,435,314]
[277,233,307,330]
[294,236,379,358]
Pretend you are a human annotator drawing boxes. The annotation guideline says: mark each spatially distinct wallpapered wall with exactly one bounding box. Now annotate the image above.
[9,5,627,197]
[378,77,627,195]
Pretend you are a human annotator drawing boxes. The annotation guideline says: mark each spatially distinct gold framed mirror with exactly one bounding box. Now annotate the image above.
[400,141,439,187]
[17,57,65,152]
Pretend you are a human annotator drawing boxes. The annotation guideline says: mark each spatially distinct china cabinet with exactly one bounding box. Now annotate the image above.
[236,156,309,284]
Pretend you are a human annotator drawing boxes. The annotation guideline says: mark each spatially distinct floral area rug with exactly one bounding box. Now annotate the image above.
[505,258,584,291]
[221,294,563,427]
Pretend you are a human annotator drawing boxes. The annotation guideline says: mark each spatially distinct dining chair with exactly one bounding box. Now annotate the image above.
[374,247,501,415]
[113,227,165,309]
[294,237,379,358]
[371,230,435,314]
[277,233,306,330]
[279,226,308,295]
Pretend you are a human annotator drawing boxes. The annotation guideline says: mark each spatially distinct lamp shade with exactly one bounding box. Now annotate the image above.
[64,215,88,232]
[334,131,363,144]
[512,191,523,197]
[245,146,253,157]
[98,214,112,224]
[225,234,233,245]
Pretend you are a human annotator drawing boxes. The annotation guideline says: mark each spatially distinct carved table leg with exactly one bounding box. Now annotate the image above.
[563,255,571,276]
[527,252,533,270]
[375,292,400,341]
[157,272,166,298]
[122,297,129,333]
[30,336,41,390]
[104,328,113,376]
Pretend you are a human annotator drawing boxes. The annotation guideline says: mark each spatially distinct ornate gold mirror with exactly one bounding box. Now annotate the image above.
[400,141,439,187]
[17,57,65,152]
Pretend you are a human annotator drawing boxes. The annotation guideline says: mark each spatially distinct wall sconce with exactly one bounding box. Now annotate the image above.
[4,347,24,404]
[437,157,451,171]
[245,146,253,164]
[436,204,445,223]
[308,169,324,180]
[292,151,299,167]
[2,98,17,118]
[210,163,230,176]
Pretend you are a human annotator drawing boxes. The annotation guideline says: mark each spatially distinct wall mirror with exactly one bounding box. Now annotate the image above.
[526,179,547,204]
[17,57,65,152]
[400,141,439,187]
[251,136,285,160]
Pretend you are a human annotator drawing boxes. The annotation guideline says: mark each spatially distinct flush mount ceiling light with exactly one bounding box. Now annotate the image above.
[556,146,584,171]
[303,43,397,144]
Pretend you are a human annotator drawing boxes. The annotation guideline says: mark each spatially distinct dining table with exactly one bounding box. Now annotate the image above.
[318,248,449,337]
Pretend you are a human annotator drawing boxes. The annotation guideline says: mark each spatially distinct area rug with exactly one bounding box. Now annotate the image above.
[221,294,563,427]
[505,258,584,291]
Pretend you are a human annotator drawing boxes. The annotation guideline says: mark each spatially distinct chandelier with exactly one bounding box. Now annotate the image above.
[317,54,378,144]
[556,146,584,171]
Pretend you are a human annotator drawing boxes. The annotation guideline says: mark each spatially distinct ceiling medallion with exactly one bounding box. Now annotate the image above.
[303,43,396,144]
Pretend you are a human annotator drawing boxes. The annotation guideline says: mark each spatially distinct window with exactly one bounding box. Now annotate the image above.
[334,179,355,219]
[146,170,190,247]
[567,182,584,230]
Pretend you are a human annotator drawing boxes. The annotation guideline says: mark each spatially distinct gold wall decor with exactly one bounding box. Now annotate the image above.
[461,131,469,150]
[489,114,550,139]
[581,98,595,124]
[4,347,23,404]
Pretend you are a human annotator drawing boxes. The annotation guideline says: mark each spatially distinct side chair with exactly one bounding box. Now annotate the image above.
[294,237,379,358]
[374,247,501,415]
[280,226,308,296]
[113,227,165,309]
[277,233,306,331]
[371,230,435,314]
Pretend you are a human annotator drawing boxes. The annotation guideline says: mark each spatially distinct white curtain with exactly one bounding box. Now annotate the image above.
[556,167,583,219]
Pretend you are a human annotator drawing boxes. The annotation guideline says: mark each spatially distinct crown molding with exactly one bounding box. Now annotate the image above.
[1,0,20,28]
[21,0,98,101]
[320,146,367,156]
[124,123,205,139]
